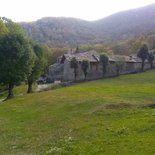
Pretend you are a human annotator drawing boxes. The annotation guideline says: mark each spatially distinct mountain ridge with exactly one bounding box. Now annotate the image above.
[21,3,155,47]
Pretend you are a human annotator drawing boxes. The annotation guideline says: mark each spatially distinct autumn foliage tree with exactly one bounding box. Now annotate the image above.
[0,19,8,35]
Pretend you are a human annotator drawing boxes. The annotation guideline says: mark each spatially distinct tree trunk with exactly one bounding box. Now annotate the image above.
[102,65,106,77]
[27,81,33,93]
[116,67,119,76]
[84,71,87,80]
[74,69,77,81]
[142,60,144,71]
[6,83,14,100]
[151,62,153,69]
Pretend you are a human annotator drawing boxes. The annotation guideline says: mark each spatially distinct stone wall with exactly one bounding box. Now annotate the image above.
[64,61,151,81]
[49,61,151,82]
[49,63,64,81]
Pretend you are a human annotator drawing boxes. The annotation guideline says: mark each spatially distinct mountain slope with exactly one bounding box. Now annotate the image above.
[96,3,155,40]
[22,17,99,47]
[21,3,155,47]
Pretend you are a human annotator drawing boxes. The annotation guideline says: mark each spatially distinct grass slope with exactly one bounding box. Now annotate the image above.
[0,70,155,155]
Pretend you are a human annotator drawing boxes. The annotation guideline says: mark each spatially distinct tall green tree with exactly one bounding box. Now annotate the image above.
[148,52,154,69]
[81,59,89,80]
[0,19,34,99]
[70,57,78,81]
[137,44,149,71]
[100,53,109,77]
[27,43,47,93]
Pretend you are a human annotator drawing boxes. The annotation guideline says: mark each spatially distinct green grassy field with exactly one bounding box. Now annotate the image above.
[0,70,155,155]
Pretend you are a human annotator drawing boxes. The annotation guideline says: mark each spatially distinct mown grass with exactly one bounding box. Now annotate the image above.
[0,70,155,154]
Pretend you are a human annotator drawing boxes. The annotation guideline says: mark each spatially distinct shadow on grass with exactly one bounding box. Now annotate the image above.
[104,102,132,109]
[144,103,155,108]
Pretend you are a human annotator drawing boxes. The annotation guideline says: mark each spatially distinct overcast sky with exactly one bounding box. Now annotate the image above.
[1,0,155,22]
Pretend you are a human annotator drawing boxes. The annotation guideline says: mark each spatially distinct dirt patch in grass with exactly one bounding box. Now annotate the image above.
[89,103,134,117]
[104,102,132,109]
[87,102,133,115]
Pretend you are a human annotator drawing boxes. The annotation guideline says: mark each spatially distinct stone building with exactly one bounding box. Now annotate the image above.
[49,50,150,81]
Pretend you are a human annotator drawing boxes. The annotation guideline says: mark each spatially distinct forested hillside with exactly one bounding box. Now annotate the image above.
[21,3,155,48]
[22,18,99,47]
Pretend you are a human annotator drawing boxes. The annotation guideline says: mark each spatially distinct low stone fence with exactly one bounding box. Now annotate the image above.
[36,81,73,92]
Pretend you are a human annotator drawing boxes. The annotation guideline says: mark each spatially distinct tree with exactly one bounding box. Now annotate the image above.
[70,57,78,81]
[81,59,89,80]
[115,56,126,76]
[148,52,154,69]
[27,43,47,93]
[100,53,109,77]
[0,19,8,35]
[49,47,66,64]
[0,19,34,100]
[137,44,149,71]
[2,17,24,34]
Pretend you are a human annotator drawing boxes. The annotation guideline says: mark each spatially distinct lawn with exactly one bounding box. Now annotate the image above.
[0,70,155,155]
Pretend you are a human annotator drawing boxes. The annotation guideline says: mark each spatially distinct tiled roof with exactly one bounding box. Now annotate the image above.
[59,50,142,63]
[64,50,100,62]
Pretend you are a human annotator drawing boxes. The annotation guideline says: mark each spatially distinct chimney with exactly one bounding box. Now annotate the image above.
[67,48,72,55]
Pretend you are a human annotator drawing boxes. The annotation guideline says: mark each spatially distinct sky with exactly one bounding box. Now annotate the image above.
[1,0,155,22]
